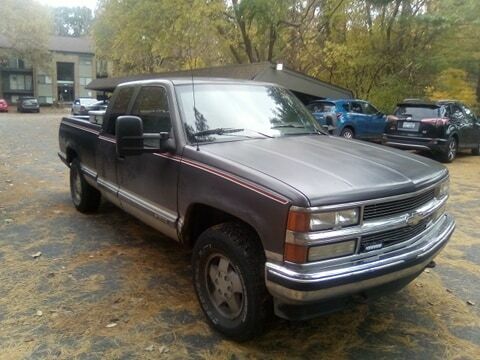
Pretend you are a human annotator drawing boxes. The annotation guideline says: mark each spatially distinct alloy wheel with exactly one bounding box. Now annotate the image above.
[448,138,457,161]
[205,253,245,319]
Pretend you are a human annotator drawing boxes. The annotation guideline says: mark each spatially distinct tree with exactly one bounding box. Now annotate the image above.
[92,0,479,111]
[53,6,93,37]
[427,69,476,106]
[0,0,51,68]
[94,0,226,75]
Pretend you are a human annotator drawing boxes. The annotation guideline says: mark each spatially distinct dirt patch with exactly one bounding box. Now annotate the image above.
[0,114,479,359]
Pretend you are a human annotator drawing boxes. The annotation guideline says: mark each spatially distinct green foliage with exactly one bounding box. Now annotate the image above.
[0,0,51,69]
[427,69,477,106]
[93,0,480,110]
[53,7,93,37]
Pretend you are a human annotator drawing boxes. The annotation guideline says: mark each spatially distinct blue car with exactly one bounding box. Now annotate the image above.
[306,99,386,141]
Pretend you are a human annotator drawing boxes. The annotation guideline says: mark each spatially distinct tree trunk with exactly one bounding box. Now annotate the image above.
[232,0,255,63]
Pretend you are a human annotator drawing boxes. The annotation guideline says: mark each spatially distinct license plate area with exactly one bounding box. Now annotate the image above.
[400,121,419,131]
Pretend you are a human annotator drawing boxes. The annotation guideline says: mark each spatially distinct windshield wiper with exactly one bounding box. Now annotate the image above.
[271,124,307,129]
[193,128,245,137]
[193,127,273,139]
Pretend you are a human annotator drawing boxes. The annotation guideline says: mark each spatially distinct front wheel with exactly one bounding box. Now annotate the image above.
[438,137,457,163]
[70,159,101,213]
[340,127,354,139]
[192,222,270,341]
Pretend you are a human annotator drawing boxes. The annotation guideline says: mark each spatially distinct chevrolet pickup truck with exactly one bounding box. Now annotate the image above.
[58,78,455,341]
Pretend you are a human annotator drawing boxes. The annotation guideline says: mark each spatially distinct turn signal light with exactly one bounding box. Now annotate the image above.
[287,210,310,232]
[284,243,308,263]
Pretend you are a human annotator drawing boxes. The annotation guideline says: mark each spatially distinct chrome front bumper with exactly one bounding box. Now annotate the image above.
[265,213,455,304]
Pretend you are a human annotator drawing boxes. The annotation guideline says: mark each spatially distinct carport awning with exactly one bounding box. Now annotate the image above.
[87,62,353,100]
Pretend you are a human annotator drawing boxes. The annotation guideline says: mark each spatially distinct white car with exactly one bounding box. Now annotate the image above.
[71,98,98,115]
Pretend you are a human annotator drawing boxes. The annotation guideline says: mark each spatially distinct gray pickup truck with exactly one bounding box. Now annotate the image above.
[58,78,455,340]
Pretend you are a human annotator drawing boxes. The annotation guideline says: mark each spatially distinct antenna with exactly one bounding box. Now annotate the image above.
[191,69,199,151]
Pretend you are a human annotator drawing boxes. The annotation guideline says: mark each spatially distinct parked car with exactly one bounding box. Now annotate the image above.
[71,97,99,115]
[0,99,8,112]
[87,100,109,112]
[306,99,386,141]
[17,96,40,113]
[383,100,480,162]
[59,78,454,340]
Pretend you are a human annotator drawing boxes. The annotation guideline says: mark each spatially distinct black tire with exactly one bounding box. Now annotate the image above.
[438,136,457,163]
[472,143,480,156]
[70,159,101,213]
[340,127,354,139]
[192,222,270,341]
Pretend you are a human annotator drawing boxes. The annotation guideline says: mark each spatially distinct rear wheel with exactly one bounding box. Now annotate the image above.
[192,222,270,341]
[439,136,457,163]
[70,159,101,213]
[340,127,354,139]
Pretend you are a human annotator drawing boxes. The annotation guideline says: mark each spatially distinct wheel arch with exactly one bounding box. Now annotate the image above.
[180,203,264,251]
[66,146,79,164]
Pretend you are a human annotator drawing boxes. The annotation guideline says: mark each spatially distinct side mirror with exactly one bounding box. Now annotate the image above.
[116,115,144,157]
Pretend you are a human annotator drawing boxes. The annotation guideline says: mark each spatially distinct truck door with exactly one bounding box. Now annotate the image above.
[96,86,136,205]
[116,84,180,240]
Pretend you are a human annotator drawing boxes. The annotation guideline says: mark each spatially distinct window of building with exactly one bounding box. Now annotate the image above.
[80,57,92,65]
[79,77,93,86]
[38,96,54,104]
[17,59,25,69]
[38,75,53,84]
[9,74,32,90]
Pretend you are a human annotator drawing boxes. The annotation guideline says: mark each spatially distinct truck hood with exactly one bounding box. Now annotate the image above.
[201,135,448,206]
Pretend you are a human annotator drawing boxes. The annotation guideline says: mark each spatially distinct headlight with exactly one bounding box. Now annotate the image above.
[436,179,449,199]
[287,207,360,232]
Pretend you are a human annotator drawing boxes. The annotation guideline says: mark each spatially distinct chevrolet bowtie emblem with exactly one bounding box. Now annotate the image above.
[406,212,423,226]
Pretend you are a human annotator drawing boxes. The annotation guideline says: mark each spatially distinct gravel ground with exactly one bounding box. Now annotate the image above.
[0,111,479,359]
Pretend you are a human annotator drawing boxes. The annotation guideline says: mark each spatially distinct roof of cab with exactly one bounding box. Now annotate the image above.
[117,77,275,88]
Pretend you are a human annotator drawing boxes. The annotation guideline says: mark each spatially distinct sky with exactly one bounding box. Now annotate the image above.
[36,0,98,11]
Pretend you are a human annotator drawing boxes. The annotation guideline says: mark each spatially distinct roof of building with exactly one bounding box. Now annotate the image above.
[0,35,93,55]
[87,62,353,99]
[48,36,93,54]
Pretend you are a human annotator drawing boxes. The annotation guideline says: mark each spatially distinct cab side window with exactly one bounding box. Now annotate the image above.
[107,86,135,134]
[131,86,171,134]
[131,86,172,147]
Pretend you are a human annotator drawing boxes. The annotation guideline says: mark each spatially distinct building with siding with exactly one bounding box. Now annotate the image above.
[0,36,107,105]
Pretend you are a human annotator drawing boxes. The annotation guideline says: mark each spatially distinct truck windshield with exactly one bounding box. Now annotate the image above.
[175,84,321,143]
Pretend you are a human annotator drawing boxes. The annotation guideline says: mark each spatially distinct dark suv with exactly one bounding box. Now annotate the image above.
[383,100,480,162]
[17,96,40,113]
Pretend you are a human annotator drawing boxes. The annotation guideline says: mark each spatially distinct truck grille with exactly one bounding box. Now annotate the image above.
[363,189,435,221]
[359,217,430,253]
